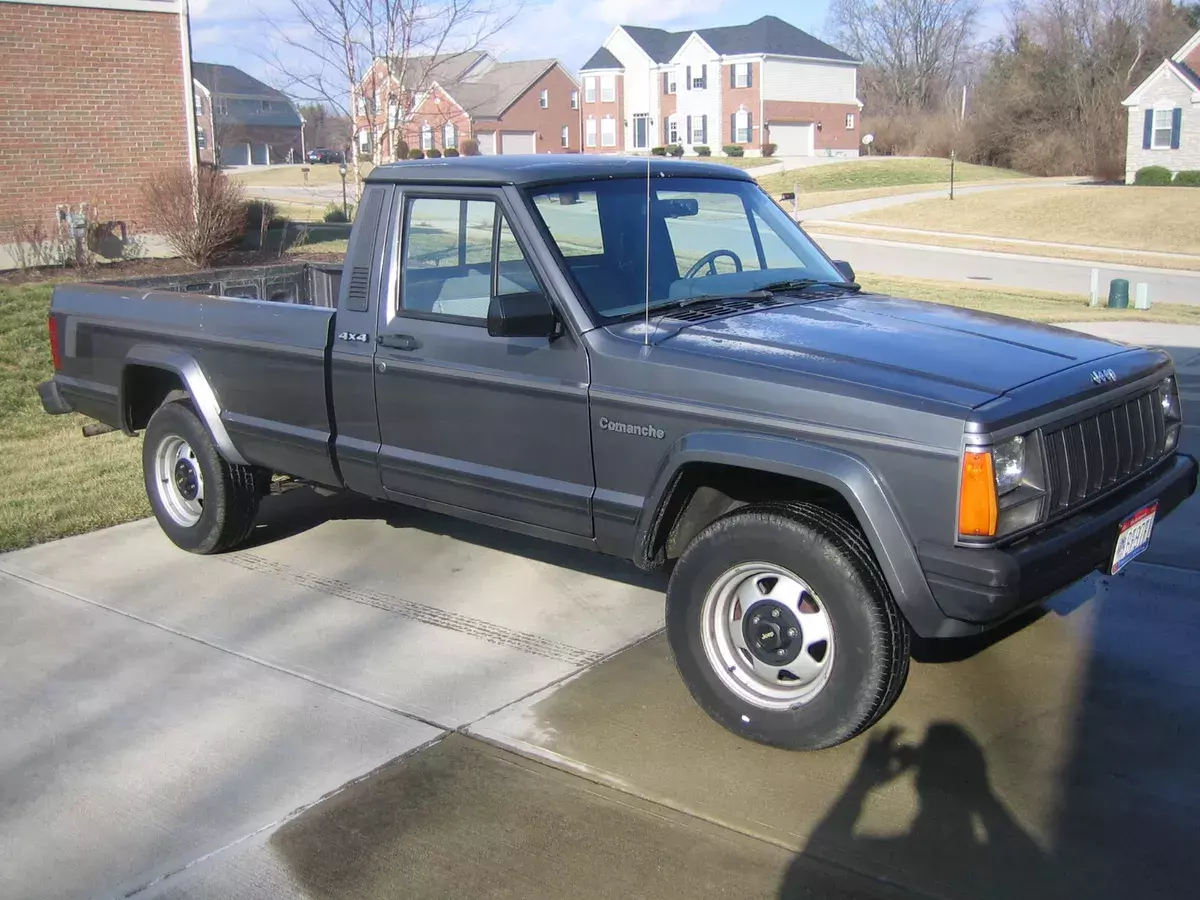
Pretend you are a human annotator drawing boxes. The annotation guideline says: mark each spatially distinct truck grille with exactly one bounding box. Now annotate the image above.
[1043,387,1168,513]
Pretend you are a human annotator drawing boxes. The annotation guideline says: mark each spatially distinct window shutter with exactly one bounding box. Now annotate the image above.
[1143,109,1153,149]
[701,115,707,144]
[747,64,753,88]
[663,72,669,94]
[701,65,707,88]
[686,115,692,143]
[747,111,753,143]
[731,66,736,88]
[731,113,737,141]
[686,66,691,90]
[1171,108,1183,149]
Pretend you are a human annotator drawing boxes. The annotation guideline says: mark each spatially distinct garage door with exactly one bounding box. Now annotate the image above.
[769,123,814,157]
[220,141,250,166]
[500,131,536,155]
[477,132,496,156]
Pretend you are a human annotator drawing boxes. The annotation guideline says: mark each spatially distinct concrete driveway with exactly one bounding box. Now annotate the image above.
[3,341,1199,899]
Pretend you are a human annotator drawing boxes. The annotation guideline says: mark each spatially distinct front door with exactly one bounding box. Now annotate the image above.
[633,114,648,150]
[373,188,594,536]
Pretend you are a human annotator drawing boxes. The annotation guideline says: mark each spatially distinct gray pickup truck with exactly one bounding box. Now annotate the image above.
[39,157,1197,750]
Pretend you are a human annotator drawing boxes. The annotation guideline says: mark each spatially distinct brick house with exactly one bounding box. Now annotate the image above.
[354,52,581,158]
[1122,28,1200,183]
[0,0,197,268]
[578,15,862,157]
[192,63,304,166]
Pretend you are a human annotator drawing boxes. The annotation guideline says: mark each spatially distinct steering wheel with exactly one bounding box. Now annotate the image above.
[685,249,743,279]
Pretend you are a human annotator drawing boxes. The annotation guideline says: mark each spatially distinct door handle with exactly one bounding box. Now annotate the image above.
[378,333,421,351]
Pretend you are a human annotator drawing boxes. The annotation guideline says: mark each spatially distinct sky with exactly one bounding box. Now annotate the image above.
[189,0,833,95]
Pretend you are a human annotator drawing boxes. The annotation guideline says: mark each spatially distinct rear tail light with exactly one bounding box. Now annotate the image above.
[48,315,62,371]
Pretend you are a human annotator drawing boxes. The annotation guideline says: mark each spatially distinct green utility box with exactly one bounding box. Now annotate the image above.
[1108,278,1130,309]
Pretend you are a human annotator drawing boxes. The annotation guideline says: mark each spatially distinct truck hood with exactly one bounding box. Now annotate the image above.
[625,293,1129,408]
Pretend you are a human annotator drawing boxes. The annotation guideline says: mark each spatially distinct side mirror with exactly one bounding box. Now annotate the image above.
[833,260,856,283]
[487,291,558,338]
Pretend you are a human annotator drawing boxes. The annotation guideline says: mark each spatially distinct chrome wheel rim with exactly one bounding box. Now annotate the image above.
[700,562,835,710]
[153,436,205,527]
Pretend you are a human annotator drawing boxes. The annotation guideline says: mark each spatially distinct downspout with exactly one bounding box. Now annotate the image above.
[180,0,199,174]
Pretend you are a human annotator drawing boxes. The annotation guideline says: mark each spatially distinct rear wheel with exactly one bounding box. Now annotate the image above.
[666,502,910,750]
[143,401,263,553]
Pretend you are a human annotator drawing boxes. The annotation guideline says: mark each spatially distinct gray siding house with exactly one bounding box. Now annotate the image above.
[192,63,304,166]
[1122,29,1200,182]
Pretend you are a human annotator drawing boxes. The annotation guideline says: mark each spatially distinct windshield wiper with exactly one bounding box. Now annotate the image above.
[611,291,772,322]
[757,278,861,294]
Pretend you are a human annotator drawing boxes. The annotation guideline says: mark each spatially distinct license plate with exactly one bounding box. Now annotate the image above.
[1110,502,1157,575]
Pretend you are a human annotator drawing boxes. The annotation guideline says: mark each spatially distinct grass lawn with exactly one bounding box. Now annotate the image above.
[859,274,1200,325]
[230,163,373,187]
[756,157,1024,196]
[848,186,1200,256]
[691,156,776,169]
[0,284,148,552]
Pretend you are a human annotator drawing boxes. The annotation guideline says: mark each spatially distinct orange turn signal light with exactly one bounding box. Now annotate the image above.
[959,449,998,537]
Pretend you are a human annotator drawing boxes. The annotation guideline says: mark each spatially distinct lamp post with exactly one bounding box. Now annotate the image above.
[338,162,348,219]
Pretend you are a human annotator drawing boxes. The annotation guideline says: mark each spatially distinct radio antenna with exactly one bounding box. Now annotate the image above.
[644,87,653,346]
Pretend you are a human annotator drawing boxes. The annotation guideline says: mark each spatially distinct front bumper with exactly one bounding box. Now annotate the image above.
[918,452,1198,627]
[38,378,74,415]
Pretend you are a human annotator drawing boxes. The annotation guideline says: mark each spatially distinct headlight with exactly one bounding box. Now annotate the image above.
[1161,377,1181,422]
[992,436,1026,495]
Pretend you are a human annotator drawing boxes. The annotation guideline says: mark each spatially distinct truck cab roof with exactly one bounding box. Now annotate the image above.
[364,155,757,187]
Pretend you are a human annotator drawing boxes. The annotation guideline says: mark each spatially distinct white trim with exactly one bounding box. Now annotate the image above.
[1150,107,1176,150]
[762,52,860,68]
[0,0,182,11]
[1123,59,1200,106]
[1171,28,1200,64]
[609,25,656,65]
[179,0,197,174]
[669,32,718,66]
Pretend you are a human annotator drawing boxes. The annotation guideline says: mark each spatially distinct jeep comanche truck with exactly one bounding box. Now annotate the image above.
[39,157,1197,750]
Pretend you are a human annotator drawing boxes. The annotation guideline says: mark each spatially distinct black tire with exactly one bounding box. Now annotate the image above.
[142,400,262,554]
[666,502,910,750]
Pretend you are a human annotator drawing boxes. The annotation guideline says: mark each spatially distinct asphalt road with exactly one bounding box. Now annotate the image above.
[814,233,1200,305]
[2,337,1199,900]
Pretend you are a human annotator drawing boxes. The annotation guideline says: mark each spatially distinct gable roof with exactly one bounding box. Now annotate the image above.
[592,16,855,67]
[1172,28,1200,65]
[192,63,302,128]
[581,46,624,71]
[446,59,559,118]
[1122,57,1200,105]
[192,63,291,101]
[396,51,490,91]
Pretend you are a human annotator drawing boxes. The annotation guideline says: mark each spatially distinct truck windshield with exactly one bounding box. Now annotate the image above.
[526,176,845,322]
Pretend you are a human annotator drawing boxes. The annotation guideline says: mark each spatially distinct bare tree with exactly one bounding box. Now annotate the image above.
[260,0,519,197]
[827,0,983,112]
[142,167,247,268]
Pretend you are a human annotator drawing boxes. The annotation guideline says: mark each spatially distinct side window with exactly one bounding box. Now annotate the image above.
[400,197,535,320]
[532,190,605,257]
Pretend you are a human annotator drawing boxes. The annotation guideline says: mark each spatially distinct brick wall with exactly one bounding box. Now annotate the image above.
[0,3,190,240]
[723,62,761,149]
[763,100,860,151]
[478,65,582,153]
[581,72,623,152]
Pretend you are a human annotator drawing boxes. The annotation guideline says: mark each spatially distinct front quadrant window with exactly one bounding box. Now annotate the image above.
[601,117,617,147]
[400,198,538,321]
[1152,108,1175,149]
[526,177,843,322]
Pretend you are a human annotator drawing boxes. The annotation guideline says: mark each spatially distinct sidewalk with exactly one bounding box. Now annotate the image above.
[798,179,1084,222]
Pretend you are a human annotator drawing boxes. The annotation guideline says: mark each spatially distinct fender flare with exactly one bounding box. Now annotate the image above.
[120,345,250,466]
[634,430,945,636]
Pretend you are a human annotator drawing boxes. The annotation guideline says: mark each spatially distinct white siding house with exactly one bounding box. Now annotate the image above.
[1122,29,1200,183]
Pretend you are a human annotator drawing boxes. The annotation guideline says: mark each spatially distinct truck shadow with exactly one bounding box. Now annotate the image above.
[245,485,668,591]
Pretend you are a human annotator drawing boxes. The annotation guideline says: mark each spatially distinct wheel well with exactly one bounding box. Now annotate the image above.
[123,365,188,432]
[650,464,861,563]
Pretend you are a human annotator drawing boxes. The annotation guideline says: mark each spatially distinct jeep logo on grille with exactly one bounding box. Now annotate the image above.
[1090,368,1118,385]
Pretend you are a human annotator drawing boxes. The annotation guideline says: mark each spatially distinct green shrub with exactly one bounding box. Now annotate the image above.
[1133,165,1173,186]
[244,199,282,231]
[722,144,744,157]
[408,148,425,160]
[651,146,667,156]
[322,203,352,223]
[694,145,711,157]
[460,138,480,156]
[394,140,409,160]
[762,143,777,158]
[443,147,460,157]
[1173,170,1200,186]
[426,148,443,158]
[666,144,684,158]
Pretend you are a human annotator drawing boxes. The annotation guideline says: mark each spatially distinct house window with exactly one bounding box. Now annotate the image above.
[443,122,456,150]
[692,65,706,90]
[601,116,616,147]
[667,70,677,94]
[667,115,678,144]
[355,96,366,116]
[584,77,596,104]
[571,90,579,109]
[692,115,705,144]
[846,113,855,129]
[733,63,749,88]
[734,109,750,143]
[216,98,228,117]
[193,90,203,112]
[196,127,206,150]
[387,100,398,128]
[1152,108,1175,149]
[539,89,549,108]
[358,129,371,151]
[600,75,615,103]
[561,125,569,148]
[421,123,433,150]
[260,100,272,113]
[585,118,597,148]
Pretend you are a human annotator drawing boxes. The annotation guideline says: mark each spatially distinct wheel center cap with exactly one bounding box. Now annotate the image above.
[755,622,783,651]
[743,602,802,665]
[173,459,199,501]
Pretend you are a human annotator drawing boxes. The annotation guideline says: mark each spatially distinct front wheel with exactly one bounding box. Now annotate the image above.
[142,400,264,554]
[666,503,910,750]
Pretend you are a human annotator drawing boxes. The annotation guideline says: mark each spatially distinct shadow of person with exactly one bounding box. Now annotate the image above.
[780,723,1057,900]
